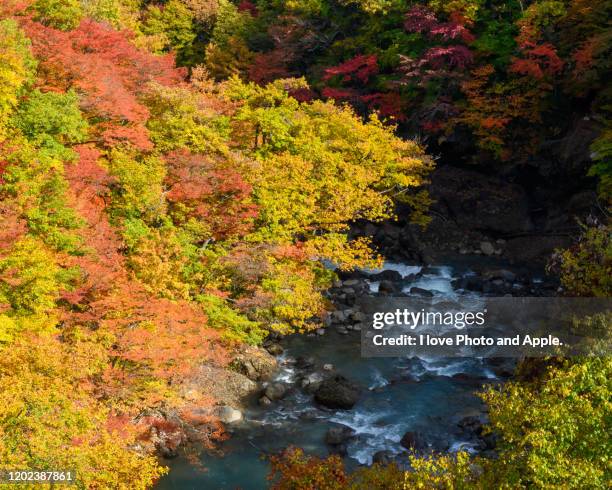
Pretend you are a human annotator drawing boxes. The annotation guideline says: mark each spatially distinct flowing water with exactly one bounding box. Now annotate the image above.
[157,263,496,490]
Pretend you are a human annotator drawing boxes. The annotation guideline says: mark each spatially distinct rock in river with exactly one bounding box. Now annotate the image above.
[400,431,427,452]
[264,382,288,401]
[314,375,360,410]
[325,424,356,445]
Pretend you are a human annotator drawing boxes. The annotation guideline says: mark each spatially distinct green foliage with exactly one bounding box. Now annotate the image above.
[14,89,88,160]
[257,257,329,334]
[481,356,612,488]
[1,89,88,252]
[1,138,85,253]
[107,148,166,222]
[142,0,198,64]
[211,0,253,46]
[197,293,266,344]
[428,0,484,21]
[338,0,401,14]
[551,222,612,297]
[80,0,122,26]
[32,0,84,30]
[0,20,37,140]
[144,83,231,154]
[589,137,612,202]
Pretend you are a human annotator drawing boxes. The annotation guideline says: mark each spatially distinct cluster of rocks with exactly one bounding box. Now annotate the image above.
[315,277,371,335]
[325,264,559,305]
[455,415,497,458]
[143,344,285,459]
[460,240,506,257]
[368,416,498,468]
[451,268,558,296]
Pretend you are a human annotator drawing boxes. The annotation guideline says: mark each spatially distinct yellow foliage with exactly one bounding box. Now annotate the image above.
[0,19,36,140]
[226,77,433,269]
[205,37,254,80]
[0,334,166,489]
[128,229,192,300]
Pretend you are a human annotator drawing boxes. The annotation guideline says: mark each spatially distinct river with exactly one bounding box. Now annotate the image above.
[157,262,503,490]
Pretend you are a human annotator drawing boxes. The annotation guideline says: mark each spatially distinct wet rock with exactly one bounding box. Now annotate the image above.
[314,375,361,409]
[459,276,484,292]
[420,266,438,275]
[483,269,517,282]
[470,463,485,479]
[337,326,349,335]
[400,431,427,452]
[331,310,346,323]
[350,311,366,323]
[369,270,403,282]
[231,345,278,382]
[458,416,484,436]
[379,280,400,294]
[451,373,487,385]
[325,424,356,445]
[159,445,179,459]
[372,450,395,465]
[144,411,186,459]
[258,396,272,407]
[482,431,498,450]
[264,382,287,401]
[505,235,572,265]
[295,356,316,370]
[265,343,284,356]
[214,406,243,424]
[323,363,334,371]
[409,287,434,298]
[300,372,325,393]
[316,328,326,336]
[480,241,495,256]
[429,436,450,453]
[488,358,516,378]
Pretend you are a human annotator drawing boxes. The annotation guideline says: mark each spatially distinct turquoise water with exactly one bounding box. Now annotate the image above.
[157,264,493,490]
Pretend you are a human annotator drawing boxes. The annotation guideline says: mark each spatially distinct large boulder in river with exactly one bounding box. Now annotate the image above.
[400,431,427,452]
[301,371,326,393]
[409,286,433,298]
[379,280,401,295]
[369,270,403,282]
[325,424,356,456]
[314,375,360,409]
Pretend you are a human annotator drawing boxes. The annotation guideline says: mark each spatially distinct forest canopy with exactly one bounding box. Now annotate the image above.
[0,0,609,488]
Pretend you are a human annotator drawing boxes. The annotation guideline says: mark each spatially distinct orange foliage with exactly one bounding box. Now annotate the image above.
[62,144,229,408]
[21,18,186,150]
